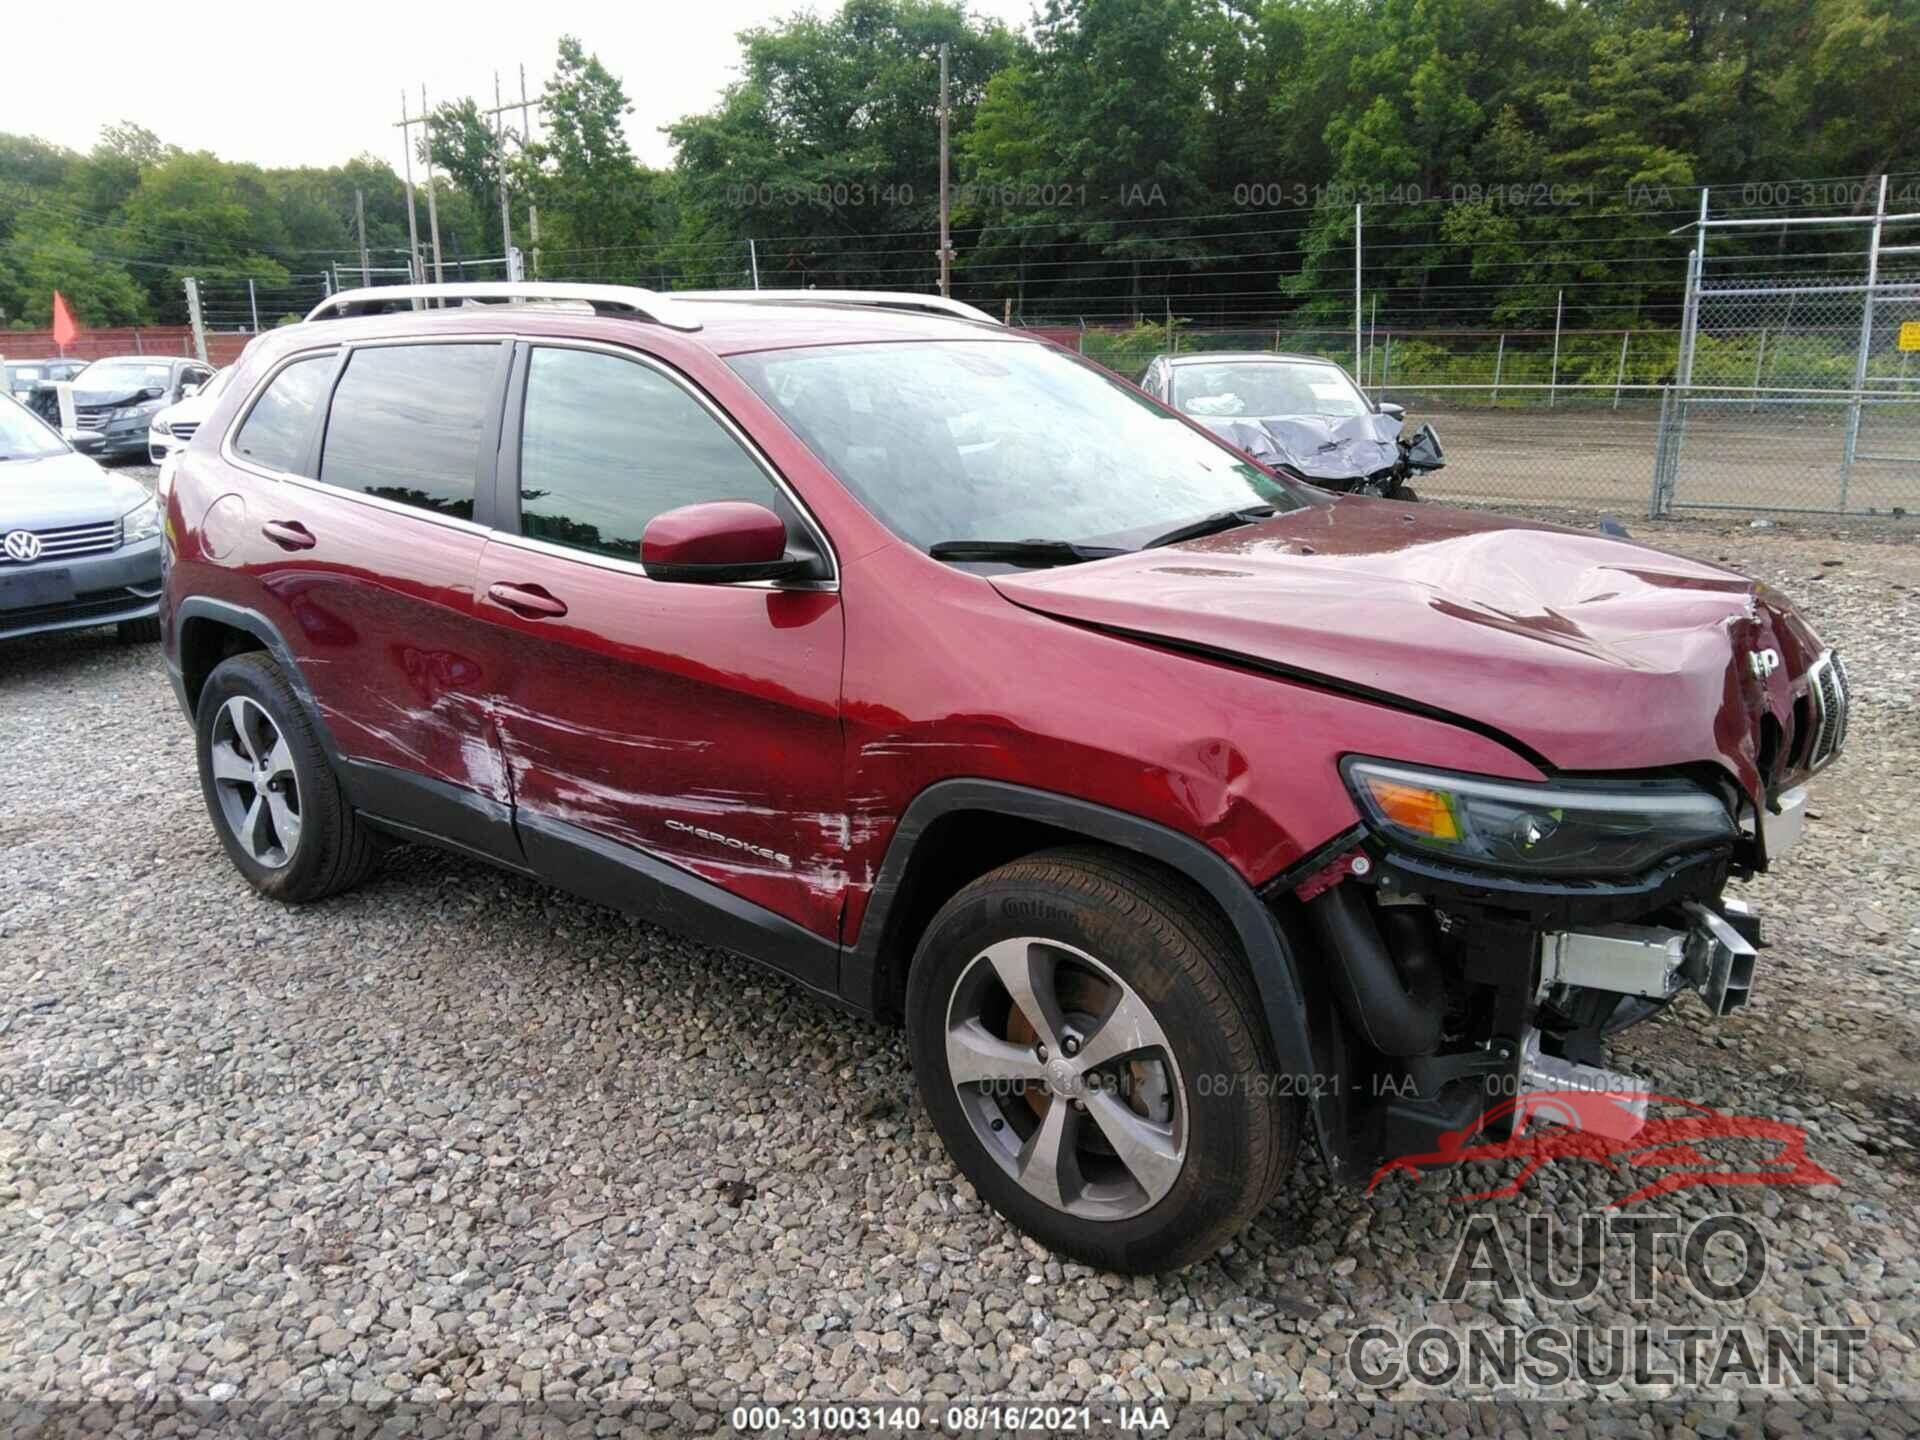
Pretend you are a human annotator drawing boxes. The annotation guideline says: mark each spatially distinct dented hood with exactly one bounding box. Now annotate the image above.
[990,499,1823,799]
[1195,411,1401,481]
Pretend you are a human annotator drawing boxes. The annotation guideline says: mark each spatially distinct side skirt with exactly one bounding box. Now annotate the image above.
[514,810,844,1003]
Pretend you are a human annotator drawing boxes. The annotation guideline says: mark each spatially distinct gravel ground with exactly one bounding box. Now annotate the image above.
[1,490,1917,1433]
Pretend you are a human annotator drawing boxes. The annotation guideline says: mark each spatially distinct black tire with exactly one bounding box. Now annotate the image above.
[194,652,377,903]
[906,847,1298,1273]
[117,615,162,643]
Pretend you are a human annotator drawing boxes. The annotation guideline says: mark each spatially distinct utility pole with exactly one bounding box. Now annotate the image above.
[399,90,423,283]
[494,72,516,279]
[937,43,952,298]
[749,238,761,290]
[478,73,545,282]
[421,86,445,284]
[183,277,208,364]
[355,188,371,287]
[520,64,540,281]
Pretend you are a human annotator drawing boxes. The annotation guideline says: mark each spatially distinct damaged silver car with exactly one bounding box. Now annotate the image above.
[1140,351,1443,499]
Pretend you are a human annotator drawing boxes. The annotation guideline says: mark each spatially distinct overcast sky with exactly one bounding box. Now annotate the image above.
[4,0,1039,172]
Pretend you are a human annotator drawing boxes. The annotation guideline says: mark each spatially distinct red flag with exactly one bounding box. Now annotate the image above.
[51,291,80,352]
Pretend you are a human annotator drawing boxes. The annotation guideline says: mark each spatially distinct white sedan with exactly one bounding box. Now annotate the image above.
[148,368,232,466]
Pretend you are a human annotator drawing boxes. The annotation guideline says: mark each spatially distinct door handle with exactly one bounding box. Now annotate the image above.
[486,582,569,619]
[261,520,316,551]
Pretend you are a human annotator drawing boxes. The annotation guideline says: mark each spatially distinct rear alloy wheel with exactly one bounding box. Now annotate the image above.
[195,653,377,903]
[907,848,1298,1273]
[208,695,303,870]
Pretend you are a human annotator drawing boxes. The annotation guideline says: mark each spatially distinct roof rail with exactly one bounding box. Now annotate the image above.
[304,282,701,332]
[673,288,1002,326]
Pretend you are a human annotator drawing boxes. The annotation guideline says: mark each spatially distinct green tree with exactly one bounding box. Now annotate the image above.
[1797,0,1920,178]
[668,0,1022,289]
[0,210,149,327]
[425,98,506,235]
[524,36,660,269]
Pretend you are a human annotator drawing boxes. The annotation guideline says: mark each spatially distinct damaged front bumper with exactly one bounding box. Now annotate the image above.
[1276,783,1811,1184]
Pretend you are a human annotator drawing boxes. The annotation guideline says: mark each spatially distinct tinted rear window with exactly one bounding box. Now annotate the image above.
[319,344,501,520]
[234,355,335,474]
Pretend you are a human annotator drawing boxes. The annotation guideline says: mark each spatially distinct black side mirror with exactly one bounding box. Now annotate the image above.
[1404,422,1444,470]
[142,386,166,401]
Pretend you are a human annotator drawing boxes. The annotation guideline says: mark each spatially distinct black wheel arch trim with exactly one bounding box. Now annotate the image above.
[172,598,528,865]
[170,597,341,757]
[842,777,1352,1181]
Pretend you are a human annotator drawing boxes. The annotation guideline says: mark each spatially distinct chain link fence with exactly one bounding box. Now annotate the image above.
[1652,184,1920,518]
[171,184,1920,522]
[1035,202,1920,520]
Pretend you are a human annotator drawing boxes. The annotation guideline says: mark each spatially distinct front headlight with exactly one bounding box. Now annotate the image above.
[1342,758,1737,877]
[122,496,162,544]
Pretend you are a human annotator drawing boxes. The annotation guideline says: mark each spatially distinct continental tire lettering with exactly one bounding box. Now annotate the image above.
[1002,897,1073,924]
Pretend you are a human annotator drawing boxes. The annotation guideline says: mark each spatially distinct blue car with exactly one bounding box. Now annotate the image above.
[0,393,164,643]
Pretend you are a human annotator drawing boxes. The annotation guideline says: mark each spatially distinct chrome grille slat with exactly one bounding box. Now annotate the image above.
[173,421,199,441]
[0,520,122,565]
[1806,650,1849,771]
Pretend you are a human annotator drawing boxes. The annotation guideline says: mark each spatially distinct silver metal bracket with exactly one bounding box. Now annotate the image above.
[1683,902,1758,1016]
[1538,924,1689,1000]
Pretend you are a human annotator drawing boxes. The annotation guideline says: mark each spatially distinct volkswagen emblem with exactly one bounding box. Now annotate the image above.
[2,530,43,563]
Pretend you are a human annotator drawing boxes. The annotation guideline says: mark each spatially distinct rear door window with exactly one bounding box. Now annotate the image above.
[233,354,335,475]
[319,343,502,520]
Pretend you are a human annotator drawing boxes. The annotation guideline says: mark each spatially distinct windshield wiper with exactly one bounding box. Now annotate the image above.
[1141,505,1277,550]
[927,539,1128,567]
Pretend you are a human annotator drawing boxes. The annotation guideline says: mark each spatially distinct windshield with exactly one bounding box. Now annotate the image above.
[1171,360,1371,420]
[0,397,70,461]
[729,340,1306,553]
[78,361,171,394]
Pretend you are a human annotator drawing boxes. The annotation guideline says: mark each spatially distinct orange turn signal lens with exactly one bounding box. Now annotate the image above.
[1361,776,1462,841]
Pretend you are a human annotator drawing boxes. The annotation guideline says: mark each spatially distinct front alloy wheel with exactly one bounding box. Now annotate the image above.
[945,936,1186,1220]
[907,848,1299,1273]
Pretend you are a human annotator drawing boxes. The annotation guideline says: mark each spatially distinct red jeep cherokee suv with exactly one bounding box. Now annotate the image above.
[160,283,1848,1273]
